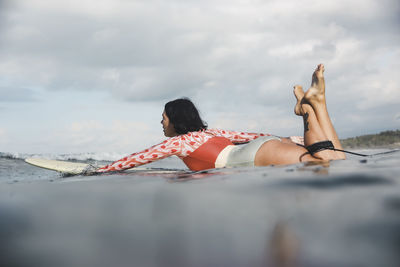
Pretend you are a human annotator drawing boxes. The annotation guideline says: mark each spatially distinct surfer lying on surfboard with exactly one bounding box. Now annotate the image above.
[96,64,345,173]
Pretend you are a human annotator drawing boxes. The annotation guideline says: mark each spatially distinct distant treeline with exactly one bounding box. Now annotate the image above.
[340,130,400,148]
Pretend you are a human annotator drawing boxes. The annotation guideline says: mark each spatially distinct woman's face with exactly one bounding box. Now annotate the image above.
[161,111,177,137]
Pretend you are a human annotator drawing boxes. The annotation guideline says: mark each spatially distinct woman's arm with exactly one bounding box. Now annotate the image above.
[208,129,271,144]
[208,129,304,145]
[96,137,182,173]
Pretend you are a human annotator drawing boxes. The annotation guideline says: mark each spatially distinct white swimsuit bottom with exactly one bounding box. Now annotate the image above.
[215,136,281,168]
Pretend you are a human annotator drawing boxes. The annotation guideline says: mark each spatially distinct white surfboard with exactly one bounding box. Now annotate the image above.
[25,158,185,175]
[25,158,93,175]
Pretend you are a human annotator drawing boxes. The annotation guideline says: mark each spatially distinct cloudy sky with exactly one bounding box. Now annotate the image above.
[0,0,399,154]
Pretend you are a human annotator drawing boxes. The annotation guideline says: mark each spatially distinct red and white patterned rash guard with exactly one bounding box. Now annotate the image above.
[96,129,303,172]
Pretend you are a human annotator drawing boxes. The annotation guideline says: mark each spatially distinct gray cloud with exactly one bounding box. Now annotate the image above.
[0,86,37,102]
[0,0,399,139]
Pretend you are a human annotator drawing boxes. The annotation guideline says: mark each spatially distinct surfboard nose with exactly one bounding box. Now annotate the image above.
[25,158,91,175]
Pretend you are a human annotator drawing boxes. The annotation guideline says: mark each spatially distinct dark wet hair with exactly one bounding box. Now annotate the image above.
[164,98,208,134]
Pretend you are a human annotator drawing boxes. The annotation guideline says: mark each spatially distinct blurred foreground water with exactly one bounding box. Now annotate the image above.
[1,149,400,267]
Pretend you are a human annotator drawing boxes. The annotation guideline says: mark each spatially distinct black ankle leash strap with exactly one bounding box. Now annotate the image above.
[301,140,399,157]
[306,141,334,154]
[331,148,399,157]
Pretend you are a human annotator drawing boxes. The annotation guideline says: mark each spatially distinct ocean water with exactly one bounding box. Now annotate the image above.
[1,149,400,267]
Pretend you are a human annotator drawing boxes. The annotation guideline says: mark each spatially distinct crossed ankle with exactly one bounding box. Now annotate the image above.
[306,141,334,155]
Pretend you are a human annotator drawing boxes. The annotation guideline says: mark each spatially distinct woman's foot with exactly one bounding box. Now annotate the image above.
[311,63,325,93]
[293,85,305,116]
[304,64,326,106]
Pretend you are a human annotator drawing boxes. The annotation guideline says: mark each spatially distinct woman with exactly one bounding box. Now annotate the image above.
[96,64,345,173]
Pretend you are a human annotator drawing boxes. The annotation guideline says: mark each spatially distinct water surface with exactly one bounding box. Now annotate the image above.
[1,150,399,267]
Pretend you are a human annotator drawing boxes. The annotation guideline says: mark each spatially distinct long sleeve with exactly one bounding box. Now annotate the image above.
[207,129,304,146]
[207,129,271,144]
[96,137,183,172]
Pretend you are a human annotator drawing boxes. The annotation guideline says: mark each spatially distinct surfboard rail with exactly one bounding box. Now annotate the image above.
[25,158,92,175]
[25,158,186,175]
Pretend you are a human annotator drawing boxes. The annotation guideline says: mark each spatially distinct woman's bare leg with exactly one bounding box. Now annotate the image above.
[306,64,346,159]
[254,86,337,166]
[294,85,338,160]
